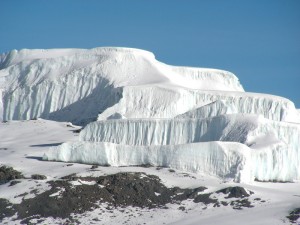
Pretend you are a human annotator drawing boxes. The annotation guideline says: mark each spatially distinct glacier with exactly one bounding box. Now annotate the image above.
[1,47,300,183]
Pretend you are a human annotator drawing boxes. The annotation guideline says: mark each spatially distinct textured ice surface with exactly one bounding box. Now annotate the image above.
[80,114,259,145]
[0,47,244,124]
[249,119,300,181]
[98,86,300,123]
[77,114,300,182]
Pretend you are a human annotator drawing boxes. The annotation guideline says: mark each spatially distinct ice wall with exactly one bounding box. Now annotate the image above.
[80,115,260,145]
[77,114,300,182]
[0,47,245,124]
[98,86,300,123]
[82,114,300,148]
[44,141,252,183]
[249,119,300,181]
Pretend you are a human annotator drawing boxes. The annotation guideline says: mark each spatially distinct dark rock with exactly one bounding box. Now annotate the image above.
[213,203,221,207]
[194,193,218,204]
[138,163,153,168]
[221,201,229,206]
[91,165,98,169]
[0,166,24,185]
[73,128,82,133]
[2,172,259,222]
[61,173,77,180]
[0,198,16,221]
[178,206,185,211]
[31,174,47,180]
[287,208,300,224]
[254,178,292,183]
[9,180,21,186]
[0,172,209,222]
[216,186,251,198]
[231,199,254,209]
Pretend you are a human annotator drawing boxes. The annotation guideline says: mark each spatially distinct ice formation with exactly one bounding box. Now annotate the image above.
[1,47,299,182]
[0,47,243,124]
[45,141,252,182]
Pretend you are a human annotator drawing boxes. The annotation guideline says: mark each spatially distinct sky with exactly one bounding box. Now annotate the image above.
[1,0,299,107]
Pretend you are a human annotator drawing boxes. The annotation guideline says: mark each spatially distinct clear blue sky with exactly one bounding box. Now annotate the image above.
[1,0,299,107]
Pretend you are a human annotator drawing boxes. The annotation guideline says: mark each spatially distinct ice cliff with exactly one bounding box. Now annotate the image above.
[1,47,299,182]
[0,47,244,124]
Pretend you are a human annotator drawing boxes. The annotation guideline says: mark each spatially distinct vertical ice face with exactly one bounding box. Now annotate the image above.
[43,141,253,183]
[248,119,300,181]
[0,47,246,124]
[77,113,300,182]
[97,86,300,123]
[80,115,259,145]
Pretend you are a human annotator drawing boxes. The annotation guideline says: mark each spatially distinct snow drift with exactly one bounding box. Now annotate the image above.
[1,47,300,182]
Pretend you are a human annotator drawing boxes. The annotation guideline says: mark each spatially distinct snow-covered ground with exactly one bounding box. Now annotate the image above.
[0,47,300,224]
[0,119,299,224]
